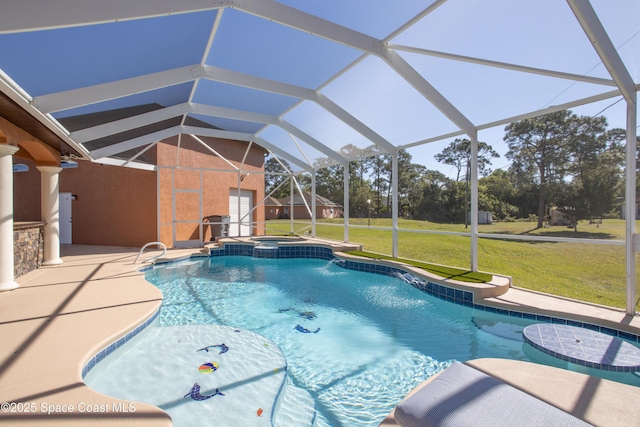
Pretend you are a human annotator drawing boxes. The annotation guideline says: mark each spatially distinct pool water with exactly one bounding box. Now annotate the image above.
[87,256,640,426]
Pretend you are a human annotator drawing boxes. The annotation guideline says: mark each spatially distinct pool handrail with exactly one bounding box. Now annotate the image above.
[135,241,167,264]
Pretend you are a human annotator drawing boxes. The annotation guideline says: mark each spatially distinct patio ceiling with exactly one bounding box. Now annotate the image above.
[0,0,638,173]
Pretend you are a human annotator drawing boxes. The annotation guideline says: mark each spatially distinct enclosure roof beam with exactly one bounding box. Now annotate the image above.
[33,66,198,114]
[381,47,477,139]
[567,0,636,103]
[89,125,182,159]
[315,94,396,154]
[398,85,640,151]
[35,64,396,158]
[254,137,312,172]
[388,44,617,87]
[72,101,345,167]
[237,0,477,138]
[71,103,191,143]
[278,121,347,164]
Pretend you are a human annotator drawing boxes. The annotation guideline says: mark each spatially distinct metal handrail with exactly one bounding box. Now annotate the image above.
[135,241,167,264]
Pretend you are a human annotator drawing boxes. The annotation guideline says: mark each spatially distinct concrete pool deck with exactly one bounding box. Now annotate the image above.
[0,243,639,426]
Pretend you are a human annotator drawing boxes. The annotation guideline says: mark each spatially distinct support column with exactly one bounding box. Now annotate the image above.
[470,135,479,272]
[311,171,317,237]
[289,176,294,235]
[568,0,638,315]
[391,151,399,258]
[624,97,637,315]
[37,165,63,265]
[0,144,20,291]
[343,162,349,243]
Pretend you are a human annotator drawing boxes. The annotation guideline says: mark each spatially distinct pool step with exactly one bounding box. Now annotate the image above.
[273,380,317,427]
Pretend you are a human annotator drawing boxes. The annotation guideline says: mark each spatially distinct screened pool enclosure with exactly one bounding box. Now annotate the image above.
[0,0,638,313]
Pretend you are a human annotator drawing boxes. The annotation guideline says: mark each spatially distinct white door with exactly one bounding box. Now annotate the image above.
[59,192,72,244]
[229,190,253,237]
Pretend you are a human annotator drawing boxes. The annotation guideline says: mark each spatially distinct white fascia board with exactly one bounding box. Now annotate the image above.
[388,44,617,87]
[567,0,636,103]
[278,120,347,164]
[254,137,312,173]
[237,0,380,53]
[89,126,181,159]
[71,104,190,143]
[382,47,477,139]
[0,0,222,34]
[33,66,197,113]
[0,70,91,159]
[316,93,396,153]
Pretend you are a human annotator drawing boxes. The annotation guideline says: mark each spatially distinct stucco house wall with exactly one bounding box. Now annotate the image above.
[14,158,157,247]
[156,135,265,245]
[14,135,266,249]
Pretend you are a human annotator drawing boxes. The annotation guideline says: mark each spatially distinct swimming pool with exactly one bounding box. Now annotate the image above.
[85,249,640,426]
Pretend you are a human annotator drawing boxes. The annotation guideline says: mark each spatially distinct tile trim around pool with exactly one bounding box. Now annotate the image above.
[81,308,160,379]
[119,243,639,378]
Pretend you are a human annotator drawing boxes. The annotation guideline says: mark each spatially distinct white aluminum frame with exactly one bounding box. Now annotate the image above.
[0,0,637,313]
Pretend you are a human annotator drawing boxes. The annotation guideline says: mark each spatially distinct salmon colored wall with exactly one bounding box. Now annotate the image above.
[13,132,265,248]
[157,135,265,246]
[60,161,157,247]
[13,158,157,247]
[13,158,41,221]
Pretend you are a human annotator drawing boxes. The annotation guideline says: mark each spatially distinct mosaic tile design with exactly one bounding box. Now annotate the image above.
[209,244,335,260]
[523,324,640,372]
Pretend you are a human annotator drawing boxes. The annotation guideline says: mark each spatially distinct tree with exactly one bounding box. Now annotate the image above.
[315,163,344,204]
[434,138,500,181]
[413,170,452,221]
[556,125,626,227]
[370,153,390,216]
[479,170,519,220]
[435,138,499,226]
[504,110,577,228]
[264,157,292,199]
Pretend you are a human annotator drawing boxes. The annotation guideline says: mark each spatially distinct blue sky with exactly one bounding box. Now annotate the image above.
[0,0,638,177]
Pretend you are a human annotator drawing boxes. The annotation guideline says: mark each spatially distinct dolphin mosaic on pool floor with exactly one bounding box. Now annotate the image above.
[84,325,317,426]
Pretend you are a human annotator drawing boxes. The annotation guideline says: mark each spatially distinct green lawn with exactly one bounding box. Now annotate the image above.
[264,218,640,311]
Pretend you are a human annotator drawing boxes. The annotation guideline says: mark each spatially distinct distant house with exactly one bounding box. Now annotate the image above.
[277,191,342,220]
[265,196,284,220]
